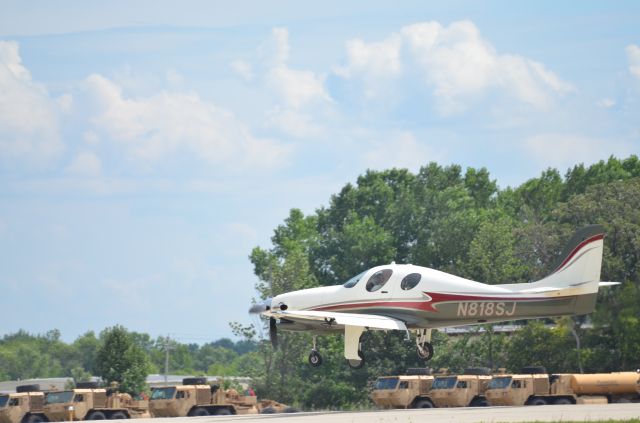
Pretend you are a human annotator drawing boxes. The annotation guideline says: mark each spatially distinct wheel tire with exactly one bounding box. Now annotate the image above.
[190,408,209,417]
[24,414,45,423]
[283,407,298,413]
[417,343,434,361]
[214,408,232,416]
[308,350,323,367]
[16,385,40,393]
[554,398,572,405]
[109,412,128,419]
[526,398,547,406]
[87,412,107,420]
[182,377,208,386]
[261,407,276,414]
[347,351,365,369]
[470,398,488,407]
[413,399,434,408]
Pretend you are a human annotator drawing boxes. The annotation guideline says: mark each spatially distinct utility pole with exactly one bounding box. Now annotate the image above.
[163,335,175,386]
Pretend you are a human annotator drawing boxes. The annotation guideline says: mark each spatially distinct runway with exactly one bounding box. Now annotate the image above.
[138,404,640,422]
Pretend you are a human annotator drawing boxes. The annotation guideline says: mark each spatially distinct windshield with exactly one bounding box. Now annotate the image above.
[374,377,399,390]
[343,271,367,288]
[150,387,176,400]
[488,376,512,390]
[45,391,74,404]
[0,395,8,408]
[432,376,457,390]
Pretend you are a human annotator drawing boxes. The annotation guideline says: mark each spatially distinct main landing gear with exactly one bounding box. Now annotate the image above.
[416,328,434,361]
[307,335,366,369]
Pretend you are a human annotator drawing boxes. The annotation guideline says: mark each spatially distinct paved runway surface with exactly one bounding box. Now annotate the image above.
[140,404,640,422]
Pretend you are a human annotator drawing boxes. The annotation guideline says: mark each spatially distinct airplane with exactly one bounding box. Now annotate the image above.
[249,224,619,369]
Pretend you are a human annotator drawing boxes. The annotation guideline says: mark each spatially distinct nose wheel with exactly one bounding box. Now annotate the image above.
[416,329,434,361]
[308,336,323,367]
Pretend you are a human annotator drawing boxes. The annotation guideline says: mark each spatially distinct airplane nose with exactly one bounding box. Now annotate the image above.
[249,297,272,314]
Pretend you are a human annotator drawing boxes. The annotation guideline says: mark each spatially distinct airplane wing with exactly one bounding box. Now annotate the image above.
[272,309,407,330]
[271,310,407,361]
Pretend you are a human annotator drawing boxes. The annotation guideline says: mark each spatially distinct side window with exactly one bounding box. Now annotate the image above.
[456,381,468,389]
[365,269,393,292]
[512,380,522,389]
[75,395,84,402]
[398,381,409,389]
[176,391,185,399]
[400,273,421,290]
[9,398,19,406]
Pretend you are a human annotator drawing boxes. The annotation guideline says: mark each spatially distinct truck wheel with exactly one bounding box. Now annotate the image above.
[526,398,547,406]
[413,399,434,408]
[309,350,323,367]
[554,398,572,405]
[261,407,276,414]
[283,407,298,413]
[470,398,488,407]
[109,412,128,419]
[189,408,209,417]
[24,415,46,423]
[214,408,232,415]
[87,412,107,420]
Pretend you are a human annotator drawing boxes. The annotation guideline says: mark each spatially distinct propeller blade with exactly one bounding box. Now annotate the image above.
[249,297,272,314]
[269,317,278,349]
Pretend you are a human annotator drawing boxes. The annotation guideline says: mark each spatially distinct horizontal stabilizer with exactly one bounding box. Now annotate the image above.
[599,281,621,287]
[272,309,407,331]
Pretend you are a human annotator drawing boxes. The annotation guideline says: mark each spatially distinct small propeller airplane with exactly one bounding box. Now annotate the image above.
[250,225,619,369]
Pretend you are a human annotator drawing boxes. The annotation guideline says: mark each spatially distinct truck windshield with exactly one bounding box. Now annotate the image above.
[374,377,399,390]
[45,391,74,404]
[488,376,512,389]
[432,376,457,390]
[0,395,8,407]
[150,387,176,400]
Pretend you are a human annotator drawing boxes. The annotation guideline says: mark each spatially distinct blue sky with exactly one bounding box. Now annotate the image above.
[1,1,639,343]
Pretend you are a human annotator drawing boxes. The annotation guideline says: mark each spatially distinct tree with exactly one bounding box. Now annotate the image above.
[95,325,151,394]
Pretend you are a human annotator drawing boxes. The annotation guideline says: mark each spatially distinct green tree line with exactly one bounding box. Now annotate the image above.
[2,156,639,409]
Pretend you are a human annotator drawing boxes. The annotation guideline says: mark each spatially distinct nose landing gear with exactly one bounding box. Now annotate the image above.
[416,328,434,361]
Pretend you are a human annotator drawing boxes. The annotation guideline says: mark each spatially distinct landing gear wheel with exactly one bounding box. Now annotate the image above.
[347,351,365,369]
[417,342,434,361]
[308,350,323,367]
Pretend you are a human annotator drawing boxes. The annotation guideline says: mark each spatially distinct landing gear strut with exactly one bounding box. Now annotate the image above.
[416,329,434,361]
[308,336,323,367]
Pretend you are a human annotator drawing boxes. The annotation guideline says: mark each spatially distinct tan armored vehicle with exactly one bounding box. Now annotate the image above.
[486,367,640,406]
[0,385,47,423]
[429,368,491,407]
[370,368,436,409]
[43,382,150,421]
[149,377,292,417]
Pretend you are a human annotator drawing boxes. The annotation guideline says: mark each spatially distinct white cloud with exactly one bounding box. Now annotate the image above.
[0,41,64,163]
[230,59,253,81]
[524,133,634,170]
[363,131,441,171]
[627,44,640,79]
[598,98,615,108]
[336,20,572,114]
[65,151,102,177]
[265,107,322,138]
[84,74,292,169]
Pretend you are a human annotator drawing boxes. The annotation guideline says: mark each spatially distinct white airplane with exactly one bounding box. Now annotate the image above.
[250,225,618,368]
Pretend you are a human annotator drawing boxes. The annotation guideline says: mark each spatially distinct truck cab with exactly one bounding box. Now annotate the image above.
[485,373,551,406]
[429,373,491,407]
[370,373,435,409]
[0,392,47,423]
[148,379,245,417]
[44,388,149,421]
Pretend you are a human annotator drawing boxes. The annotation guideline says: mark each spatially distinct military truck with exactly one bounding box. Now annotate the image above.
[429,368,491,407]
[43,383,150,421]
[370,368,436,409]
[149,377,293,416]
[0,385,47,423]
[486,368,640,406]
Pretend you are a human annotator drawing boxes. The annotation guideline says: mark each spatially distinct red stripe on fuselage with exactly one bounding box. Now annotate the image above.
[311,291,558,313]
[551,233,604,274]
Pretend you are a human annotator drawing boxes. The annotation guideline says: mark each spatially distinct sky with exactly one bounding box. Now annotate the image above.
[1,1,639,344]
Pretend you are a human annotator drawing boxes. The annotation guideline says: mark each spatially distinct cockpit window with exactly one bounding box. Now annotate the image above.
[400,273,421,290]
[366,269,393,292]
[343,270,367,288]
